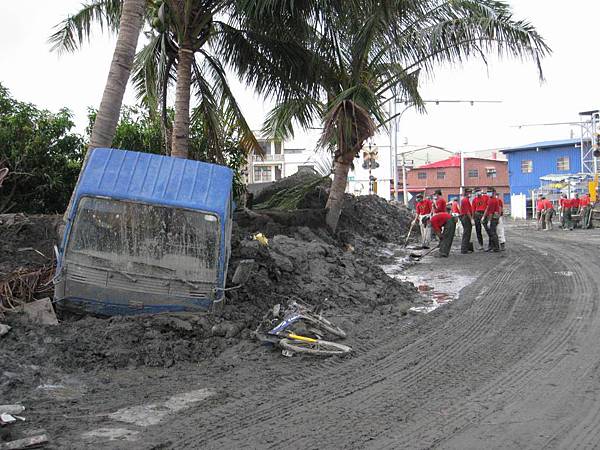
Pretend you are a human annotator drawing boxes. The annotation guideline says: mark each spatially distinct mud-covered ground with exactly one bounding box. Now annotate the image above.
[5,220,600,449]
[1,193,419,447]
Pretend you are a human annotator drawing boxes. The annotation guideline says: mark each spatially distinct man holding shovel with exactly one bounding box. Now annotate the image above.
[459,189,475,254]
[414,193,433,249]
[431,212,457,258]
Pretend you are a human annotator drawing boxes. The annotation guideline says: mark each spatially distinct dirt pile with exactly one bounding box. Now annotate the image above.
[0,182,417,378]
[0,214,60,274]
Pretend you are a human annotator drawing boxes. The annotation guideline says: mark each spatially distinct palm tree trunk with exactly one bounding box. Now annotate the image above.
[325,154,353,231]
[89,0,146,149]
[171,44,194,158]
[62,0,145,227]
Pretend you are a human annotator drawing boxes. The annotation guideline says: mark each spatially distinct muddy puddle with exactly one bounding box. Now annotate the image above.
[380,246,476,314]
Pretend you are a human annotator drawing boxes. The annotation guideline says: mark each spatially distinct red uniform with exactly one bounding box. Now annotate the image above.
[536,199,545,211]
[559,198,568,208]
[434,197,447,213]
[460,197,473,216]
[431,212,452,232]
[485,196,501,217]
[543,199,554,210]
[416,198,433,215]
[472,195,488,212]
[451,201,460,214]
[498,197,504,215]
[580,195,591,207]
[571,198,581,209]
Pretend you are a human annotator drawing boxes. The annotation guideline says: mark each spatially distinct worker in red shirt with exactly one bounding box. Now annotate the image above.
[430,212,457,257]
[433,189,446,214]
[542,197,555,230]
[482,188,501,252]
[536,194,546,230]
[459,189,474,254]
[471,188,488,250]
[495,192,506,251]
[413,193,433,249]
[580,193,592,228]
[559,194,569,229]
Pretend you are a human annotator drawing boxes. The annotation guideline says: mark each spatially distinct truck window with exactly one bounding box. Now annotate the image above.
[66,197,220,282]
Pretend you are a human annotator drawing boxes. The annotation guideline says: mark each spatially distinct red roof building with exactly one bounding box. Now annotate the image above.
[399,155,509,201]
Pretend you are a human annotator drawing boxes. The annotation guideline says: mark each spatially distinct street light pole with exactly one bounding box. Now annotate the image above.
[401,153,408,205]
[393,100,399,200]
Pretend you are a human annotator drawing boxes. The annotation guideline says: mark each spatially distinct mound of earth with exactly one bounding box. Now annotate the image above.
[252,170,330,209]
[0,191,417,391]
[0,214,60,274]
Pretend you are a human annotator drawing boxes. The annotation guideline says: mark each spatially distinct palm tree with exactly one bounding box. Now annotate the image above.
[239,0,550,231]
[130,1,260,159]
[50,0,146,151]
[50,0,146,223]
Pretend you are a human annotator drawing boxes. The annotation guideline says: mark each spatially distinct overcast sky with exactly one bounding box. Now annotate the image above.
[1,0,598,155]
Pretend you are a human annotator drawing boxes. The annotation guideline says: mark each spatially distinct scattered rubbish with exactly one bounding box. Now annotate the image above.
[0,266,54,314]
[254,299,351,357]
[108,389,215,427]
[0,324,10,336]
[0,434,48,450]
[0,414,17,425]
[0,406,24,416]
[22,298,58,326]
[253,232,269,246]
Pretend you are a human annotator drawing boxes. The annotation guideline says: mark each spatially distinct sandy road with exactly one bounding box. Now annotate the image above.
[130,225,600,449]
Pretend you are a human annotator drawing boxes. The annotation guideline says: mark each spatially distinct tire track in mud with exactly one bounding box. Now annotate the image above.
[172,248,531,448]
[414,235,599,449]
[166,230,600,450]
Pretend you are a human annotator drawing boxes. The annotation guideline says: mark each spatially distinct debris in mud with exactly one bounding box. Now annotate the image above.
[0,324,10,336]
[0,434,49,450]
[21,299,58,326]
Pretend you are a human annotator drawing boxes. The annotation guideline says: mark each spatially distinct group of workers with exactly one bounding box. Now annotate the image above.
[536,192,593,231]
[413,188,505,258]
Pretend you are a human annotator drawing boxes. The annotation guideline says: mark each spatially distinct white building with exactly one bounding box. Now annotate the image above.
[246,131,330,185]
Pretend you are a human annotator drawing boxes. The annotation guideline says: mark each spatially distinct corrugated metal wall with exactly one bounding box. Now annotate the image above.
[507,145,581,196]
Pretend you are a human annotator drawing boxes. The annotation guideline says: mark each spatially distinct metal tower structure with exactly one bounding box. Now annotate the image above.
[579,110,600,174]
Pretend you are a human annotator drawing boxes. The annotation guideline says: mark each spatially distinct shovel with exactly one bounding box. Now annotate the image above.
[404,220,416,247]
[409,245,439,260]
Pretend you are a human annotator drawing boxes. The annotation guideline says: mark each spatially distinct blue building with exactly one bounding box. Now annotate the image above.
[502,139,582,196]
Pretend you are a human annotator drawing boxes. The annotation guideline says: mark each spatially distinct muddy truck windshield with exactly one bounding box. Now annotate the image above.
[66,197,219,283]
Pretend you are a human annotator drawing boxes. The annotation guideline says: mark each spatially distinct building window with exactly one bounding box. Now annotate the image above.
[468,169,478,178]
[418,172,427,180]
[253,166,272,183]
[274,141,282,155]
[557,157,570,171]
[521,160,533,173]
[258,140,271,155]
[437,171,445,180]
[285,148,304,154]
[486,167,497,178]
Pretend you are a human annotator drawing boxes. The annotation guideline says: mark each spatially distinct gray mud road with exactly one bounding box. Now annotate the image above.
[13,224,600,449]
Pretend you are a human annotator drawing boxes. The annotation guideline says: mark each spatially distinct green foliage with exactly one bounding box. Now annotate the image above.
[0,84,84,213]
[87,106,166,154]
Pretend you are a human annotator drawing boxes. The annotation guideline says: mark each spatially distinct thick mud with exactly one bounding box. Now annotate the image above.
[1,193,418,446]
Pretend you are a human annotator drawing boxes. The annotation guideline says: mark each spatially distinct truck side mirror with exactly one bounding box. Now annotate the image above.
[232,259,254,286]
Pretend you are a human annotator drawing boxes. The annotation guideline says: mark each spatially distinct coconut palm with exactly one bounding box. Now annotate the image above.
[51,0,261,160]
[50,0,146,150]
[50,0,146,222]
[129,1,261,160]
[237,0,550,231]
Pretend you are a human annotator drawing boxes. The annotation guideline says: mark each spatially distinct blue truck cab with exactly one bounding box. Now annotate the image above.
[54,148,234,316]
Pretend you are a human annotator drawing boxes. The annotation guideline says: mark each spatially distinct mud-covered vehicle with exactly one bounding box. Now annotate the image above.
[54,148,236,316]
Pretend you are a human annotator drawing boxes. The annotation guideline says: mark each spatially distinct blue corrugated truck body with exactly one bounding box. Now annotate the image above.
[54,148,234,316]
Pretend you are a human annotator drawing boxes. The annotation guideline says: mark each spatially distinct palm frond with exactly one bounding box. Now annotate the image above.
[48,0,122,53]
